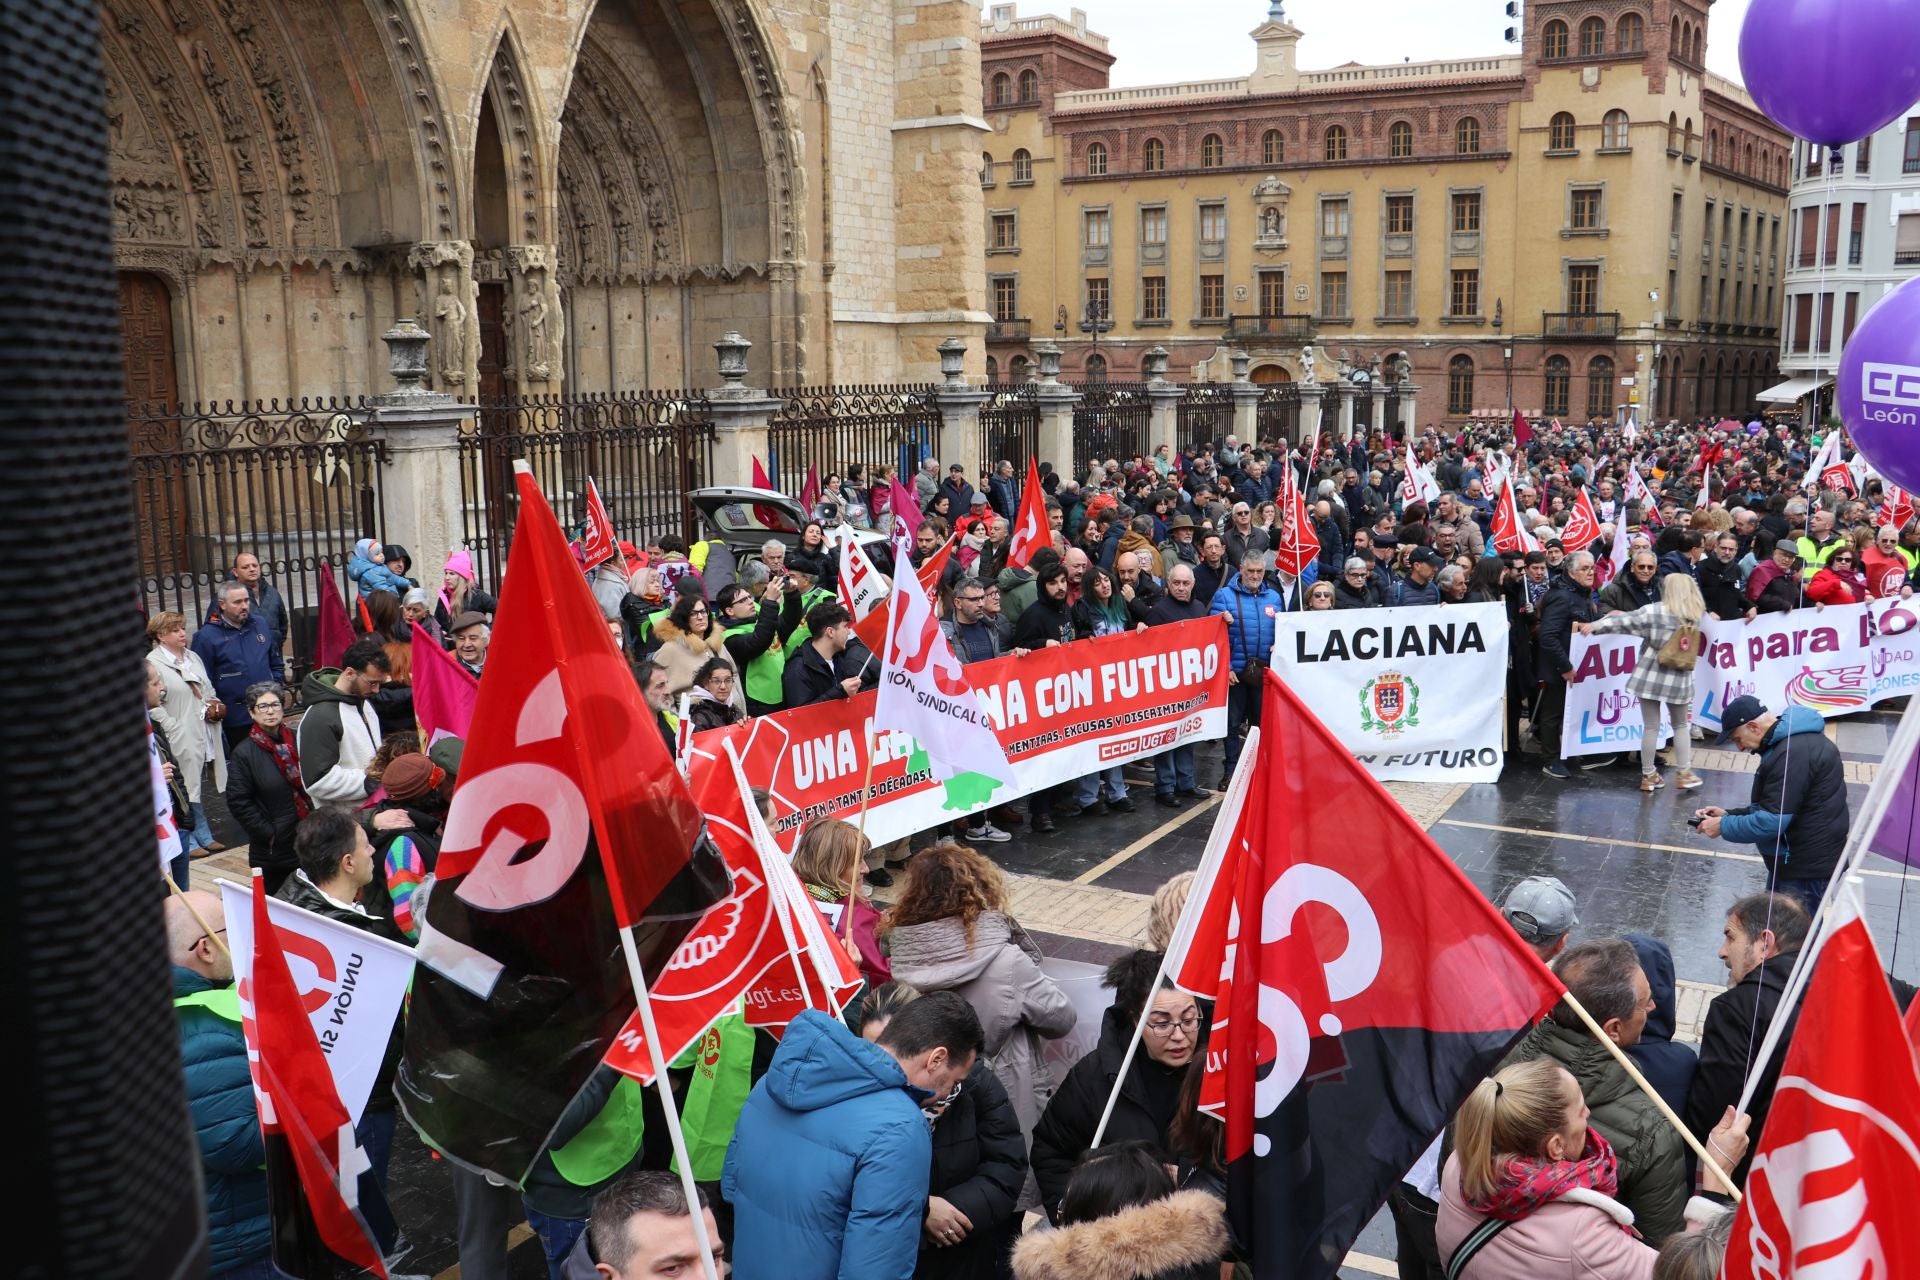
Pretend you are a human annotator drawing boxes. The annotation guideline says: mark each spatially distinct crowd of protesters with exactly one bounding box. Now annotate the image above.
[149,405,1908,1280]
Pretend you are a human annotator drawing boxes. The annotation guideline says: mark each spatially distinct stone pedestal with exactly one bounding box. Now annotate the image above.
[370,396,475,570]
[1298,384,1326,445]
[708,330,781,488]
[1399,381,1420,436]
[1231,384,1262,443]
[1147,382,1184,460]
[1336,383,1357,440]
[1369,381,1387,440]
[1030,342,1081,481]
[933,337,989,471]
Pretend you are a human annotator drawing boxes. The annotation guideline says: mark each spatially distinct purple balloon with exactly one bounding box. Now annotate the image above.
[1739,0,1920,147]
[1838,275,1920,494]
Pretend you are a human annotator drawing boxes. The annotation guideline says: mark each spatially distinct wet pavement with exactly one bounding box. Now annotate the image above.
[188,704,1920,1279]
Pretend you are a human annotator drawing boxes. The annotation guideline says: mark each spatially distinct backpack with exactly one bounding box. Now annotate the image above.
[1655,620,1700,670]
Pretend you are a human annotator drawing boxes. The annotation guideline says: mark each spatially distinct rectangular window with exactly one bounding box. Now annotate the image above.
[1199,203,1227,242]
[1670,192,1684,235]
[1084,209,1110,248]
[1140,276,1167,321]
[1321,198,1350,237]
[1451,191,1482,233]
[1858,135,1873,173]
[1385,194,1413,235]
[1384,270,1413,318]
[1258,271,1287,317]
[1666,269,1678,319]
[1704,200,1715,250]
[1319,270,1349,318]
[1199,275,1225,320]
[1140,206,1167,245]
[1449,268,1480,318]
[1818,291,1835,350]
[1898,212,1920,264]
[1798,207,1820,267]
[1568,264,1600,313]
[1850,202,1866,265]
[1717,278,1727,320]
[1844,291,1861,345]
[1906,119,1920,172]
[1570,187,1603,231]
[991,212,1017,250]
[992,276,1018,321]
[1086,277,1110,320]
[1792,293,1814,352]
[1698,274,1708,322]
[1823,202,1841,266]
[1739,211,1750,251]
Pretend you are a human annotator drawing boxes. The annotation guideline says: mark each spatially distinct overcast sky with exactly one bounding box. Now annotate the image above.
[1008,0,1751,87]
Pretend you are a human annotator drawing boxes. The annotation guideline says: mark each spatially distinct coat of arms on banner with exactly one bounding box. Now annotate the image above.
[1358,670,1419,736]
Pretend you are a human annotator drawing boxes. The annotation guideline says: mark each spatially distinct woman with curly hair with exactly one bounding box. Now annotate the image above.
[885,843,1075,1211]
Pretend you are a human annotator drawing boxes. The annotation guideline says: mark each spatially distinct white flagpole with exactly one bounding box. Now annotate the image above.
[1089,728,1260,1149]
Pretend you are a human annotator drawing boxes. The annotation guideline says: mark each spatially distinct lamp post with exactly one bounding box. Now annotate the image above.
[1493,298,1512,413]
[1078,298,1113,382]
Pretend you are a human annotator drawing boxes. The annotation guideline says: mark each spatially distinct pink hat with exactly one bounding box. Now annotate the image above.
[444,549,475,583]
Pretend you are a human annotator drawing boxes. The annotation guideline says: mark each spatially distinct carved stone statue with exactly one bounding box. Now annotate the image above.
[433,271,469,386]
[520,275,551,381]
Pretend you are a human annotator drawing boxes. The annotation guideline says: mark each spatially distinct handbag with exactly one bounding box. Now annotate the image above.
[1655,621,1700,671]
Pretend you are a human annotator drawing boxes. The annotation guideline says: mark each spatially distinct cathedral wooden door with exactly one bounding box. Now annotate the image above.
[119,272,188,585]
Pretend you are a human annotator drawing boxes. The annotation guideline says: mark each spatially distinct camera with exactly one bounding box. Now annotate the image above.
[1686,815,1705,829]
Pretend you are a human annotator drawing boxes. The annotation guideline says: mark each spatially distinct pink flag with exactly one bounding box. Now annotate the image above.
[317,561,355,671]
[799,464,821,515]
[888,477,923,539]
[410,621,479,745]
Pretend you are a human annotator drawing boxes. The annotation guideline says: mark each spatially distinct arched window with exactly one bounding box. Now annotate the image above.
[1085,353,1108,384]
[1691,27,1704,63]
[1142,137,1165,172]
[1549,112,1577,151]
[1683,117,1695,157]
[1018,68,1039,102]
[1694,356,1707,416]
[1745,142,1755,174]
[1448,355,1476,415]
[1579,16,1606,56]
[1012,148,1032,182]
[1085,141,1107,176]
[981,152,994,187]
[1324,124,1348,162]
[1713,356,1727,415]
[1543,19,1570,59]
[1201,133,1225,168]
[1010,355,1032,383]
[1544,355,1572,418]
[1386,121,1414,159]
[1618,12,1644,51]
[990,72,1011,105]
[1706,130,1718,165]
[1668,112,1680,151]
[1456,116,1482,155]
[1602,109,1630,149]
[985,355,999,382]
[1587,356,1615,419]
[1262,129,1285,165]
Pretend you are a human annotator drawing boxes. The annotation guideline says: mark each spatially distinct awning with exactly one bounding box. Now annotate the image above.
[1755,374,1833,404]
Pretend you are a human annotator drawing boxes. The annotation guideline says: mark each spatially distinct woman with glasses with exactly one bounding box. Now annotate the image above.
[1805,545,1866,605]
[1304,582,1337,610]
[644,591,738,712]
[222,680,310,893]
[1031,951,1204,1224]
[1334,556,1386,609]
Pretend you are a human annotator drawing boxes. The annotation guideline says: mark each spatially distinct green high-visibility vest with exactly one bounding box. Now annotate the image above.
[724,620,786,706]
[783,587,840,656]
[174,987,242,1022]
[670,1009,756,1183]
[1796,535,1843,580]
[551,1076,649,1188]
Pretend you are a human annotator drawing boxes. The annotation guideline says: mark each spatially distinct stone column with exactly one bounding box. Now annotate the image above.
[1228,351,1261,442]
[409,241,480,394]
[504,244,565,392]
[707,331,782,489]
[1369,380,1387,440]
[932,337,991,472]
[1297,383,1326,445]
[1399,381,1420,436]
[367,319,475,567]
[1143,346,1182,459]
[1336,382,1357,440]
[1030,342,1081,481]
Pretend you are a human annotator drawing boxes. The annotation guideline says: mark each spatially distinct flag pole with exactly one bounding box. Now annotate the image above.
[165,871,234,962]
[616,929,724,1280]
[1089,729,1258,1150]
[1560,992,1741,1201]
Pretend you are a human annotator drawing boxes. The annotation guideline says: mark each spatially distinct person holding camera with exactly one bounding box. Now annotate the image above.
[1210,551,1282,786]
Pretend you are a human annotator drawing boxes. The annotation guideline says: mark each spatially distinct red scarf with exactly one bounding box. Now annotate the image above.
[1466,1127,1623,1225]
[249,723,313,821]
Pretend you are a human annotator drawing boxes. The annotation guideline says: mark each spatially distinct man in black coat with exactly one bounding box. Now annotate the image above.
[918,1060,1028,1279]
[1143,565,1212,808]
[1695,696,1851,913]
[1534,552,1599,780]
[782,601,869,708]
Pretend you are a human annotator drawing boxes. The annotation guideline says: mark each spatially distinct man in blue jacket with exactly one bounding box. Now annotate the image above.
[723,992,983,1280]
[192,579,277,750]
[166,889,273,1279]
[1694,695,1850,913]
[1210,552,1283,785]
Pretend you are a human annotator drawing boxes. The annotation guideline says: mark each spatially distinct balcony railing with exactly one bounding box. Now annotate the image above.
[1226,313,1317,342]
[1543,311,1620,338]
[986,318,1031,343]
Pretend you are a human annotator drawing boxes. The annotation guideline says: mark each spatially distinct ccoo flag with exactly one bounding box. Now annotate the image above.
[1169,671,1563,1279]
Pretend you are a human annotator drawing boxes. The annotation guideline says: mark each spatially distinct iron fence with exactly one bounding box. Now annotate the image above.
[1069,382,1151,470]
[980,383,1040,476]
[128,397,385,681]
[768,385,942,499]
[459,392,715,590]
[1176,384,1234,455]
[1257,384,1301,445]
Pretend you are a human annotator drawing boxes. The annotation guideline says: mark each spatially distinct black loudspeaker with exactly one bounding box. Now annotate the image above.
[0,3,207,1278]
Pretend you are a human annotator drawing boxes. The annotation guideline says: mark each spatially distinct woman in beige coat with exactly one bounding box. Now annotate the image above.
[146,610,227,853]
[645,594,743,716]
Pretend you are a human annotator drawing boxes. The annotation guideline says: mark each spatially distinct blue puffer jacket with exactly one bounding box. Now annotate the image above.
[173,967,270,1273]
[1209,578,1283,671]
[721,1011,933,1280]
[347,538,414,598]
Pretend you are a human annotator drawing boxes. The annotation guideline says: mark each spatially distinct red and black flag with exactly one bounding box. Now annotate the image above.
[396,463,728,1184]
[1172,672,1563,1279]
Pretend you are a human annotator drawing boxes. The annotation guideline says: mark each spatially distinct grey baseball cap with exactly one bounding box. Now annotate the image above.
[1502,876,1578,943]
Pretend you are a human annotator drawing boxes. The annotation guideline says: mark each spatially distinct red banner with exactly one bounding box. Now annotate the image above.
[687,615,1230,850]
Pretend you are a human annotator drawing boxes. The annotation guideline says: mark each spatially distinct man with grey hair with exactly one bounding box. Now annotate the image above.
[759,539,786,574]
[1436,563,1470,603]
[192,577,277,749]
[572,1171,724,1280]
[1145,563,1210,806]
[1536,550,1599,779]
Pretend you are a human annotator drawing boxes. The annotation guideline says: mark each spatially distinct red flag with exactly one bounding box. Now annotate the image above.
[799,464,821,515]
[1880,484,1916,531]
[1173,673,1563,1276]
[580,476,618,569]
[888,477,923,539]
[1007,457,1049,569]
[749,455,788,528]
[852,534,955,653]
[1560,486,1602,551]
[1490,471,1537,554]
[1723,887,1920,1279]
[245,876,388,1278]
[1511,408,1533,448]
[408,621,478,744]
[1273,433,1319,579]
[316,561,355,670]
[1905,988,1920,1066]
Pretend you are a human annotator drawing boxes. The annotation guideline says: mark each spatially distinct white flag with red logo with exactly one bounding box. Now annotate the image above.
[1722,881,1920,1279]
[221,880,416,1126]
[1490,470,1539,554]
[1879,484,1916,531]
[1275,431,1321,579]
[580,477,618,569]
[1007,456,1049,569]
[1560,486,1602,552]
[1809,432,1854,495]
[1623,458,1660,527]
[1400,439,1439,508]
[150,719,182,870]
[834,525,889,624]
[875,543,1013,785]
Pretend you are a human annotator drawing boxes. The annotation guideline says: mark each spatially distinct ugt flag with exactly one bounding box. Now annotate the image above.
[397,462,729,1184]
[1559,486,1602,552]
[1722,880,1920,1278]
[1169,671,1562,1279]
[579,476,618,569]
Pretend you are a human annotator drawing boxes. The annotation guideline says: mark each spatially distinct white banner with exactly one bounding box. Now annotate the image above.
[1560,599,1920,757]
[221,880,415,1125]
[1269,602,1510,782]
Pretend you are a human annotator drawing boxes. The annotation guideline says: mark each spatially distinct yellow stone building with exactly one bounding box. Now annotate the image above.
[980,1,1788,429]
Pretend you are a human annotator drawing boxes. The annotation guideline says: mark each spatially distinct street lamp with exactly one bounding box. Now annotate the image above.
[1493,298,1512,412]
[1078,297,1113,381]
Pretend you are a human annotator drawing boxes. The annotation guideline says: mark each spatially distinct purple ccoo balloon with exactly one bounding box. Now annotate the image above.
[1838,275,1920,494]
[1739,0,1920,147]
